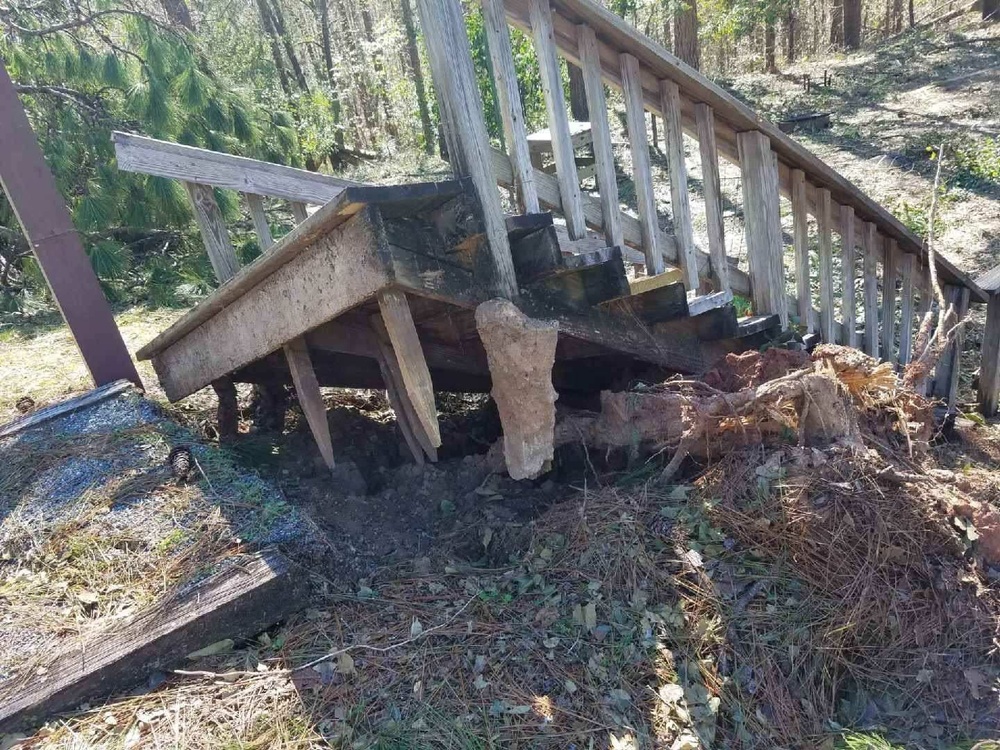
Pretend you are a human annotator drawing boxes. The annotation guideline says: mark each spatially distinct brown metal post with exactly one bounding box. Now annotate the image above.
[0,61,140,388]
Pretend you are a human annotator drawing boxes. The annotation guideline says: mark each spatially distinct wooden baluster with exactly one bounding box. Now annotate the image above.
[979,290,1000,416]
[528,0,586,240]
[246,194,274,251]
[482,0,539,214]
[290,202,309,223]
[577,24,623,247]
[880,238,899,364]
[695,103,729,295]
[620,53,664,275]
[184,181,240,283]
[660,79,698,290]
[415,0,518,298]
[897,252,915,365]
[862,222,880,359]
[737,130,786,327]
[817,188,835,342]
[839,204,857,347]
[791,170,811,333]
[934,284,970,415]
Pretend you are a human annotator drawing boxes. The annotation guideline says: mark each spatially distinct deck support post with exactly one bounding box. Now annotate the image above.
[414,0,518,298]
[737,131,787,328]
[283,337,336,470]
[979,292,1000,416]
[211,377,239,443]
[476,299,558,481]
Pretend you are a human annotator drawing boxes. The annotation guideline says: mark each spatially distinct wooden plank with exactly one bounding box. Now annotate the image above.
[688,289,734,316]
[284,336,336,470]
[945,286,970,413]
[482,0,540,213]
[414,0,519,298]
[620,52,664,275]
[862,221,881,359]
[499,0,986,303]
[246,193,274,250]
[660,79,697,290]
[979,292,1000,416]
[817,188,835,343]
[898,252,915,366]
[0,380,134,438]
[290,201,310,223]
[377,289,442,447]
[577,23,623,247]
[881,238,899,365]
[695,103,729,295]
[370,314,437,463]
[790,170,811,332]
[0,550,302,733]
[600,280,688,324]
[184,181,241,283]
[630,268,684,293]
[840,203,857,347]
[113,131,359,204]
[737,130,786,327]
[528,0,587,240]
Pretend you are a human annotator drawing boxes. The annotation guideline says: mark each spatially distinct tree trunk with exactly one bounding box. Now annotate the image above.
[159,0,195,31]
[567,63,589,121]
[255,0,293,96]
[830,0,844,48]
[662,0,672,52]
[785,3,796,63]
[844,0,862,48]
[673,0,700,70]
[268,0,309,92]
[764,20,777,72]
[317,0,345,149]
[400,0,435,154]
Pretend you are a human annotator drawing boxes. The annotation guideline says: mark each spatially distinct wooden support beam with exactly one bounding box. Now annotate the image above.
[528,0,587,240]
[660,79,698,290]
[483,0,540,213]
[695,103,729,295]
[0,550,301,734]
[377,289,441,448]
[246,193,274,250]
[211,377,238,443]
[791,169,811,332]
[283,336,336,470]
[817,188,835,342]
[979,292,1000,416]
[737,130,786,328]
[415,0,519,298]
[863,221,880,359]
[620,53,664,275]
[577,24,623,247]
[184,181,241,283]
[290,201,310,223]
[881,238,899,365]
[898,252,915,366]
[840,203,857,348]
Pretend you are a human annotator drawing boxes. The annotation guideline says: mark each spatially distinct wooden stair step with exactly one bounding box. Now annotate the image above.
[526,245,629,309]
[601,279,689,325]
[737,314,781,338]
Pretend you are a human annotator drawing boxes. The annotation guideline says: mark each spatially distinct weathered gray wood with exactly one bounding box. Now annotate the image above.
[979,292,1000,416]
[737,130,786,327]
[377,289,441,448]
[290,201,310,223]
[0,380,135,438]
[284,336,336,470]
[898,251,915,366]
[660,79,697,290]
[246,193,274,250]
[113,131,359,204]
[817,188,835,342]
[790,169,811,332]
[528,0,587,240]
[415,0,519,298]
[695,103,728,295]
[840,203,857,348]
[0,550,301,733]
[183,181,240,283]
[935,285,970,413]
[483,0,540,214]
[881,238,899,365]
[862,221,881,359]
[577,24,623,247]
[620,53,664,275]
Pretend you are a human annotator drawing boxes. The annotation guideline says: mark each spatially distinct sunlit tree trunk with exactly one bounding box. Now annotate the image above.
[844,0,862,49]
[674,0,700,70]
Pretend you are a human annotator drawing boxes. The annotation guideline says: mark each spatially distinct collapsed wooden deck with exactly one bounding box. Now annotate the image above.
[137,180,775,473]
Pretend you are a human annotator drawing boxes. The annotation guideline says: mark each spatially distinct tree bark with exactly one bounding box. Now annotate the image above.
[400,0,434,154]
[785,3,796,63]
[567,63,589,121]
[317,0,345,149]
[255,0,293,96]
[673,0,700,70]
[764,20,777,72]
[159,0,195,31]
[269,0,309,92]
[830,0,844,48]
[844,0,862,48]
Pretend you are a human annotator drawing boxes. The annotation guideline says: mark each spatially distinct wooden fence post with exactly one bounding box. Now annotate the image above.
[979,291,1000,416]
[738,131,786,328]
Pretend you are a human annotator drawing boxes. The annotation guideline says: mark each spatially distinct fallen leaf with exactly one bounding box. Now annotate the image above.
[584,602,598,631]
[473,674,489,690]
[964,667,988,699]
[336,653,355,676]
[916,668,934,684]
[186,639,233,660]
[76,590,99,606]
[410,618,423,638]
